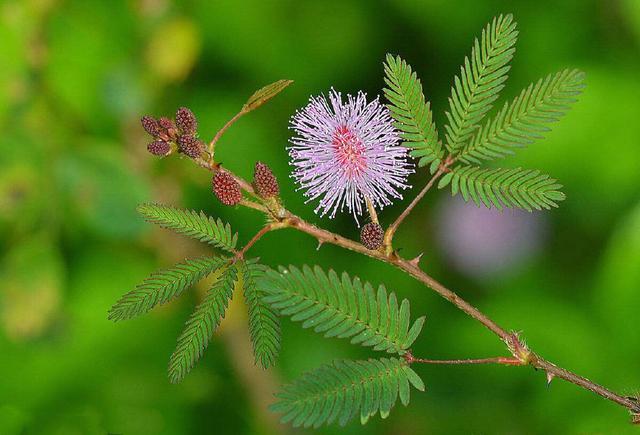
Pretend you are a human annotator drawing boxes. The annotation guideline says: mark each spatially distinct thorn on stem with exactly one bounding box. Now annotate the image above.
[546,371,555,387]
[316,240,323,251]
[409,253,424,267]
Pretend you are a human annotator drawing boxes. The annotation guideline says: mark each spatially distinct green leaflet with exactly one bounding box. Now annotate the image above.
[262,265,426,354]
[458,69,586,164]
[168,263,238,384]
[383,54,443,171]
[243,79,293,113]
[270,358,425,428]
[108,256,227,321]
[137,203,238,252]
[444,14,518,153]
[438,165,565,211]
[239,261,281,369]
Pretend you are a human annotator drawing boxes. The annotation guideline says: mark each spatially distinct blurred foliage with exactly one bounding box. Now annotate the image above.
[0,0,638,433]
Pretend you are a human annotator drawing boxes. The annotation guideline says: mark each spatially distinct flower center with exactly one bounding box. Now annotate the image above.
[332,125,367,177]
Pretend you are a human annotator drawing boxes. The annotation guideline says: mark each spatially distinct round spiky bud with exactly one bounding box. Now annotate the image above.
[175,106,197,135]
[147,140,171,156]
[360,222,384,250]
[141,115,162,137]
[253,161,280,198]
[213,172,242,206]
[177,135,203,158]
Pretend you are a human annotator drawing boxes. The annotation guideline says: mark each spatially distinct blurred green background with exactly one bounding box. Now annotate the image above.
[1,0,639,433]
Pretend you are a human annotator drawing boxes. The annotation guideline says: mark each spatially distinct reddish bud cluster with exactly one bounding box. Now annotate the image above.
[141,107,201,159]
[360,222,384,250]
[253,161,280,199]
[213,172,242,206]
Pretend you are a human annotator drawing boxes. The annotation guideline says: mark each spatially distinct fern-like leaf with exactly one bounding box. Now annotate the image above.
[458,69,586,164]
[243,79,293,113]
[137,203,238,252]
[108,256,227,322]
[383,54,443,170]
[438,165,565,211]
[270,358,425,428]
[240,261,281,369]
[168,262,237,383]
[444,14,518,153]
[262,265,426,354]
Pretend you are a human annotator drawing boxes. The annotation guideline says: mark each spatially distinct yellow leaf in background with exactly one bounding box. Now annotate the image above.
[0,235,63,341]
[146,18,201,82]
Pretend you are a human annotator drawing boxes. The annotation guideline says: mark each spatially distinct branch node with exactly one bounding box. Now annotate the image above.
[403,350,415,365]
[506,332,532,365]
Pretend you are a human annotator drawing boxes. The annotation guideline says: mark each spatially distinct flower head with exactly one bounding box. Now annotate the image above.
[289,89,412,223]
[253,161,280,199]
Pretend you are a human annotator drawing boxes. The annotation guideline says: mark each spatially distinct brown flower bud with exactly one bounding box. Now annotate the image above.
[158,117,178,140]
[147,140,171,156]
[141,115,162,137]
[253,161,280,198]
[213,172,242,206]
[158,117,174,130]
[177,135,203,158]
[360,222,384,250]
[175,107,197,135]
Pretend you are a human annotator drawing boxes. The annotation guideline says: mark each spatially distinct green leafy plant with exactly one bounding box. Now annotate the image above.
[110,13,640,429]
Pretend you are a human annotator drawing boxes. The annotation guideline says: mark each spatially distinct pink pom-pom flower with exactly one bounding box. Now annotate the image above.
[289,89,413,224]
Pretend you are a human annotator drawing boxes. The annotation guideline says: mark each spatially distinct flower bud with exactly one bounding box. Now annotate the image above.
[213,172,242,206]
[253,161,280,198]
[141,115,162,137]
[360,222,384,250]
[177,135,203,158]
[158,117,178,140]
[175,107,197,135]
[158,117,174,130]
[147,140,171,156]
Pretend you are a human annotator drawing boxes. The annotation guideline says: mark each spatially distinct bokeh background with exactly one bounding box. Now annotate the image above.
[1,0,639,433]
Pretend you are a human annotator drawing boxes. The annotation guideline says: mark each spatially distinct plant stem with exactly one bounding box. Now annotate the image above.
[209,109,247,155]
[530,357,640,412]
[406,353,522,366]
[365,197,379,225]
[194,156,258,197]
[236,223,286,260]
[383,166,445,254]
[240,199,268,213]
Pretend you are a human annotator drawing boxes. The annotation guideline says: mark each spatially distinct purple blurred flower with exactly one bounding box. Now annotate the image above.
[436,197,547,279]
[289,89,413,223]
